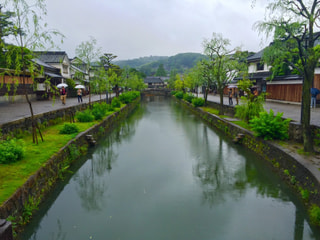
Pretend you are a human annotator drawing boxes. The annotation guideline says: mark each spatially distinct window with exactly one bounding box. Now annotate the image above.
[63,65,68,74]
[257,62,264,71]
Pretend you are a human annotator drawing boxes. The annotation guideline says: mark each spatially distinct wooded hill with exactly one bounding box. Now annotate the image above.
[114,52,207,76]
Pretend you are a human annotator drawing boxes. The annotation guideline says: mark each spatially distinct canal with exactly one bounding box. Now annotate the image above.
[20,97,320,240]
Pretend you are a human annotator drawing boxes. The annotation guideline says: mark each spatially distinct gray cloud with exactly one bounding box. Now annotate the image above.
[44,0,269,60]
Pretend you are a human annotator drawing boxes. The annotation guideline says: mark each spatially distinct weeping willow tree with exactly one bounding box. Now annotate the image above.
[254,0,320,152]
[2,0,63,143]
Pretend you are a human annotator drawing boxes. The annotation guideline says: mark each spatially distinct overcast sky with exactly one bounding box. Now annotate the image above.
[43,0,269,60]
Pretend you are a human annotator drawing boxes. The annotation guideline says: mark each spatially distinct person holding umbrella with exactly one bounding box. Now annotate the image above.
[60,86,67,105]
[77,88,83,103]
[310,88,320,108]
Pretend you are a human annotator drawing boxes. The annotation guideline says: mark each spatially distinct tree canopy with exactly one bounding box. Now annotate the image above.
[254,0,320,152]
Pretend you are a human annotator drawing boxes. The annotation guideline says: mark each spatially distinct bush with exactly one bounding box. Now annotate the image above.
[92,102,108,120]
[310,205,320,225]
[192,97,205,107]
[119,91,140,104]
[171,90,177,95]
[111,97,121,108]
[174,91,184,99]
[59,123,79,134]
[0,138,25,164]
[235,95,265,122]
[249,109,291,140]
[183,93,195,103]
[76,109,95,122]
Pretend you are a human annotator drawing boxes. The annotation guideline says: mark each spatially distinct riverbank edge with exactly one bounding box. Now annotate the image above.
[178,98,320,218]
[0,97,140,230]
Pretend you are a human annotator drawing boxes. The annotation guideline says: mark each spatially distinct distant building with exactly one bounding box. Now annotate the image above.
[144,77,164,88]
[34,51,71,81]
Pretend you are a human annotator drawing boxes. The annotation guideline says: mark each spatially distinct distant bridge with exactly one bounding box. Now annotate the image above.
[141,89,171,98]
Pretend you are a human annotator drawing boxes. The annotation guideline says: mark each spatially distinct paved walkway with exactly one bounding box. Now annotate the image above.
[0,94,110,125]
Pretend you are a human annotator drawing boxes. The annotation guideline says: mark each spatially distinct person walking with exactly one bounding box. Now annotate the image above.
[60,86,67,105]
[310,88,320,109]
[77,88,83,103]
[234,90,239,105]
[228,89,233,105]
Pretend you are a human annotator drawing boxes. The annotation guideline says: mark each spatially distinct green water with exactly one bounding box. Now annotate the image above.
[20,97,320,240]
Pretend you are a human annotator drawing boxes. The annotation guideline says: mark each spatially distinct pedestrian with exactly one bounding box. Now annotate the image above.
[228,89,233,105]
[234,90,239,105]
[311,92,317,108]
[60,86,67,105]
[77,88,83,103]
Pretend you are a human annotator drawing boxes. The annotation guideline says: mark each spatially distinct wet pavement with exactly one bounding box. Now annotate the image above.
[0,94,110,125]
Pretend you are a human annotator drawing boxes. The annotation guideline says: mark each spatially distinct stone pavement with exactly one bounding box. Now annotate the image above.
[205,94,320,127]
[1,93,320,126]
[0,94,110,125]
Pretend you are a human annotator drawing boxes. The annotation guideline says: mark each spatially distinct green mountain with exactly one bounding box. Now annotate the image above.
[115,52,207,76]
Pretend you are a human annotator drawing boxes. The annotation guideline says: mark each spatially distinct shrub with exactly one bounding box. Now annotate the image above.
[249,109,291,140]
[174,91,184,99]
[119,91,140,104]
[0,138,25,164]
[235,95,265,122]
[183,93,195,103]
[192,97,205,107]
[76,109,94,122]
[59,123,79,134]
[111,97,121,108]
[310,205,320,225]
[92,102,108,120]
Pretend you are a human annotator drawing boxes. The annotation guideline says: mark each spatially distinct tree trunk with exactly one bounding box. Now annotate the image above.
[219,89,224,115]
[301,70,313,152]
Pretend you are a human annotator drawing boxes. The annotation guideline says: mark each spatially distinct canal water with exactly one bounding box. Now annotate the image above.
[20,97,320,240]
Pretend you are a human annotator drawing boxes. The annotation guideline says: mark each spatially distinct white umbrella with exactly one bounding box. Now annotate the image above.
[57,83,68,88]
[227,85,237,89]
[75,85,85,89]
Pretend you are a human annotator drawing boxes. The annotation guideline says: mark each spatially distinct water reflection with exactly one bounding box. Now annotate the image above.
[74,104,145,212]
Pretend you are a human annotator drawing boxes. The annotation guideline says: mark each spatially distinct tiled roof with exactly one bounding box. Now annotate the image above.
[34,51,68,64]
[144,77,164,84]
[247,49,265,62]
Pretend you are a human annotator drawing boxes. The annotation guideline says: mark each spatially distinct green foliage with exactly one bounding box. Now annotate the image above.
[249,109,291,140]
[192,97,205,107]
[68,144,80,161]
[92,102,108,120]
[174,91,184,99]
[59,123,79,134]
[155,63,167,76]
[170,90,177,95]
[119,91,140,104]
[310,205,320,226]
[235,95,265,123]
[76,109,95,122]
[299,187,310,201]
[0,138,25,164]
[183,93,195,103]
[111,97,121,108]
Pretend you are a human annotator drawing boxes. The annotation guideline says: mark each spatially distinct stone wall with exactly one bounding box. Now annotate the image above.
[0,98,139,223]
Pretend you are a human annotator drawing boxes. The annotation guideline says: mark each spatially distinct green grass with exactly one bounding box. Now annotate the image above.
[201,107,219,115]
[0,121,98,204]
[232,121,251,130]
